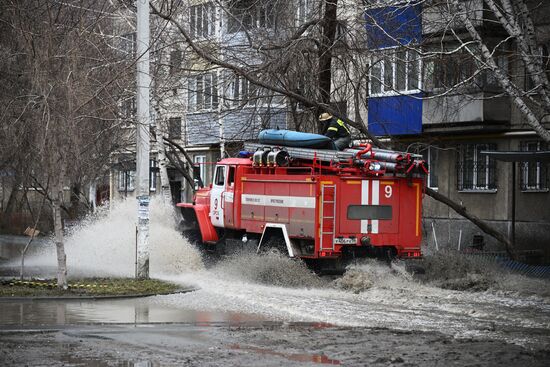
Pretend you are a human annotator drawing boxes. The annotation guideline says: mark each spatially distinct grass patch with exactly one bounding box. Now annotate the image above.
[0,278,181,298]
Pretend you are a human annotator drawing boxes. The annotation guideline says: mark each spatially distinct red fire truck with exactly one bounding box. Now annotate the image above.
[178,137,427,272]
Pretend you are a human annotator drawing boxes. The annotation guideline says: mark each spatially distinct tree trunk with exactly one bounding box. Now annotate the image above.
[20,196,45,280]
[318,0,338,105]
[154,117,174,204]
[53,164,67,289]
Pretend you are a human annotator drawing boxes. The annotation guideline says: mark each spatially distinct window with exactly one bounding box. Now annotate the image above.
[119,32,136,56]
[486,54,509,88]
[149,160,158,192]
[188,72,219,111]
[297,0,312,25]
[229,75,257,106]
[227,0,276,33]
[426,51,477,90]
[118,170,135,192]
[348,205,392,220]
[190,2,216,40]
[228,166,235,187]
[457,144,497,191]
[421,146,439,189]
[170,49,182,75]
[369,48,421,96]
[194,155,206,188]
[120,97,136,119]
[168,117,181,138]
[214,165,225,186]
[520,141,549,191]
[524,45,550,92]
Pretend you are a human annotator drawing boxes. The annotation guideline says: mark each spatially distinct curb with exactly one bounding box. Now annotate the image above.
[0,287,197,302]
[0,288,199,303]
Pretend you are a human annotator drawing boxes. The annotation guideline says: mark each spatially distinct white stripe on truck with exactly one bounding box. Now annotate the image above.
[241,194,315,208]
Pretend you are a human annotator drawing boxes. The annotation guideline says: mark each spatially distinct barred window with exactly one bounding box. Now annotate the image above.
[457,144,497,191]
[520,141,549,191]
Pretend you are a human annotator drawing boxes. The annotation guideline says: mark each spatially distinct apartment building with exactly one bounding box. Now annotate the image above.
[363,0,550,261]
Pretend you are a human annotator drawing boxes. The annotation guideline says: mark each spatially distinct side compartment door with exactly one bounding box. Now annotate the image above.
[224,166,236,228]
[210,165,226,227]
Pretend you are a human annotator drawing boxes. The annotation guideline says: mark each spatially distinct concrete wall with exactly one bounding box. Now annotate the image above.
[423,136,550,262]
[422,218,550,263]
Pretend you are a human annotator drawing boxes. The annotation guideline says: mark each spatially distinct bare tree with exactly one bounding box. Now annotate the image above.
[0,0,132,287]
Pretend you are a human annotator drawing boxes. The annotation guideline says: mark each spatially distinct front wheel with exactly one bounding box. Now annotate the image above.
[258,235,288,256]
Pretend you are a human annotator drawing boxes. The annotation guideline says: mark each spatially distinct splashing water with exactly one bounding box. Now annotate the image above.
[420,249,550,298]
[211,251,327,289]
[23,197,203,278]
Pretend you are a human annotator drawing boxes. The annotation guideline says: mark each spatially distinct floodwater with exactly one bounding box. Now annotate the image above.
[154,253,550,349]
[0,297,264,326]
[2,198,550,352]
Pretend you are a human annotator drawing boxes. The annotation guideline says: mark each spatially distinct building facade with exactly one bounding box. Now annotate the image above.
[363,0,550,261]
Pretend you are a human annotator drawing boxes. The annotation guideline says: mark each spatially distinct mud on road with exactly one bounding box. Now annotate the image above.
[1,322,549,367]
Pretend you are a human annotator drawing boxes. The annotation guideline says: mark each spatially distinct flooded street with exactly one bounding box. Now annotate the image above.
[1,199,549,365]
[152,253,550,349]
[2,253,549,366]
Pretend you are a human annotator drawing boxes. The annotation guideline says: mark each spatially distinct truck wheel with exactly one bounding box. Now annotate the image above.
[260,236,288,256]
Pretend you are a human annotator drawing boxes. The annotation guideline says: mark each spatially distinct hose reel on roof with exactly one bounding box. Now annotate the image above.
[267,149,289,167]
[253,148,289,167]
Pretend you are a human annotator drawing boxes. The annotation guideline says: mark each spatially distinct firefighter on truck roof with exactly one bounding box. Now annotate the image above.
[319,112,351,150]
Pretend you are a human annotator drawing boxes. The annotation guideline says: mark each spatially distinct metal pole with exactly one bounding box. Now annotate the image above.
[136,0,150,279]
[215,6,225,159]
[511,161,516,251]
[431,222,439,251]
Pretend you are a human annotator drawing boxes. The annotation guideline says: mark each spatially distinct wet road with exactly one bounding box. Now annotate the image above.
[1,258,549,366]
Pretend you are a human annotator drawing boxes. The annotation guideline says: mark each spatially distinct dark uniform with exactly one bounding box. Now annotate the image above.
[321,115,351,150]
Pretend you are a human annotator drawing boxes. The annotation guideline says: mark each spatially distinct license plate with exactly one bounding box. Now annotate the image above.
[334,237,357,245]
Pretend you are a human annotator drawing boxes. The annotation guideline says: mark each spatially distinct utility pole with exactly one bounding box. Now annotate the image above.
[136,0,150,279]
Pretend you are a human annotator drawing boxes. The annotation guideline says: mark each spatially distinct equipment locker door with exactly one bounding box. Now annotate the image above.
[224,165,236,228]
[210,165,226,227]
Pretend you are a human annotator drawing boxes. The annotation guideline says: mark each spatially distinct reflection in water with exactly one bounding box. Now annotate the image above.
[61,354,157,367]
[230,344,341,365]
[0,297,264,326]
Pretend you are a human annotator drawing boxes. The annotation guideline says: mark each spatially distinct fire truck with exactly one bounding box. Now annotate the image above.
[178,132,427,272]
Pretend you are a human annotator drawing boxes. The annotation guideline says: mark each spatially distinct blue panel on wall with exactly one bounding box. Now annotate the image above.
[368,94,423,136]
[365,4,422,49]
